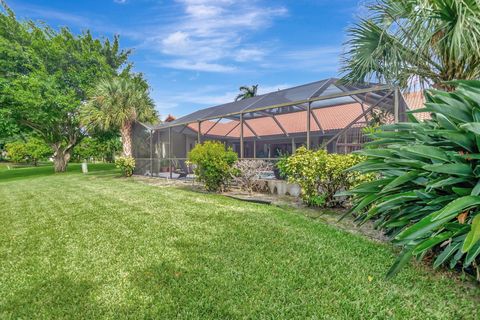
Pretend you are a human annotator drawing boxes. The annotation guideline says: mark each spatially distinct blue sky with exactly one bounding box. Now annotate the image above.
[8,0,364,118]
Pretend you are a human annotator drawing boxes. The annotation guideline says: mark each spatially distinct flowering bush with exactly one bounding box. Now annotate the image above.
[188,141,238,192]
[278,147,369,207]
[115,156,135,177]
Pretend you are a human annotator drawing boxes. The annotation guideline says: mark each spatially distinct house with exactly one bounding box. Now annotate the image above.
[132,78,422,177]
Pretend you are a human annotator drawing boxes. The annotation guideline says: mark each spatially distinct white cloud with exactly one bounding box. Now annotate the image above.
[154,82,295,116]
[257,84,292,95]
[158,60,236,73]
[114,0,127,3]
[11,2,144,39]
[161,31,190,52]
[13,4,91,26]
[262,46,342,73]
[153,86,237,113]
[145,0,287,72]
[281,46,340,61]
[144,2,339,75]
[234,48,266,62]
[185,4,223,17]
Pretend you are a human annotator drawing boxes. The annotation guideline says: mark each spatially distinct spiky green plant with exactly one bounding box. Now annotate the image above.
[341,0,480,90]
[345,80,480,280]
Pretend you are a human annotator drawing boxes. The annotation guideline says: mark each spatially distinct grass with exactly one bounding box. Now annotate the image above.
[0,165,478,319]
[0,162,113,182]
[0,162,17,172]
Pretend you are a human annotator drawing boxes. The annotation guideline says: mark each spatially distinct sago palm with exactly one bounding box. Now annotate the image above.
[235,84,258,101]
[341,0,480,90]
[82,77,157,157]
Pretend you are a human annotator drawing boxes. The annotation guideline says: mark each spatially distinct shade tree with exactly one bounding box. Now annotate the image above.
[0,2,133,171]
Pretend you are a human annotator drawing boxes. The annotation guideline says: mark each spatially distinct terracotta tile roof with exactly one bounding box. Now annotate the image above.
[188,103,366,138]
[186,93,426,138]
[403,91,429,120]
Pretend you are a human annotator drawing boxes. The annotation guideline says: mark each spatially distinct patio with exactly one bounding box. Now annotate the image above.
[132,78,413,177]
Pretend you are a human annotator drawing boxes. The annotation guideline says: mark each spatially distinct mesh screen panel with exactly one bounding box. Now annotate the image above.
[132,122,151,159]
[131,78,412,177]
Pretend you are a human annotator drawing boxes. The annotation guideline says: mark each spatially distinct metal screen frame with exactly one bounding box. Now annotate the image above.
[133,78,406,177]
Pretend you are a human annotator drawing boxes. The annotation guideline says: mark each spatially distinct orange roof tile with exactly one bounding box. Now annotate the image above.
[404,91,429,120]
[185,94,426,138]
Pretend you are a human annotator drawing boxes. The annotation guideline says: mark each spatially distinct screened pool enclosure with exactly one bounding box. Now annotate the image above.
[132,78,410,177]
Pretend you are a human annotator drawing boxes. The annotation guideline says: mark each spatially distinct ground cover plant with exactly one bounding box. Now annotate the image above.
[347,81,480,281]
[0,164,478,319]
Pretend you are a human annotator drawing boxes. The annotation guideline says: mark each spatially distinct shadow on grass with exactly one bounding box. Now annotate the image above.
[130,261,238,318]
[0,276,102,318]
[0,163,117,183]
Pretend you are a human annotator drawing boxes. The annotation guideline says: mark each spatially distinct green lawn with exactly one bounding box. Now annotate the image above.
[0,165,478,319]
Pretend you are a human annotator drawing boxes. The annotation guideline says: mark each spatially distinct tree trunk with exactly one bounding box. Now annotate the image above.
[52,145,72,173]
[121,122,133,157]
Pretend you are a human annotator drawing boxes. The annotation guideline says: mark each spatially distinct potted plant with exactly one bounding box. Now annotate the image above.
[160,159,169,172]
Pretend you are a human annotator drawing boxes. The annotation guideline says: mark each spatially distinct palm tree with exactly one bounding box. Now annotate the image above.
[235,85,258,101]
[82,77,158,157]
[341,0,480,91]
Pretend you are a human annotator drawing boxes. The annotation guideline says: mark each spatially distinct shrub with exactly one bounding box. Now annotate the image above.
[274,154,289,180]
[278,147,367,207]
[188,141,238,192]
[5,140,27,163]
[115,156,135,177]
[347,81,480,280]
[5,137,51,165]
[233,159,273,193]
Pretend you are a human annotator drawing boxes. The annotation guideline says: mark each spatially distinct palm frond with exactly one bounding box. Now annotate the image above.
[341,0,480,91]
[81,77,157,132]
[235,84,258,101]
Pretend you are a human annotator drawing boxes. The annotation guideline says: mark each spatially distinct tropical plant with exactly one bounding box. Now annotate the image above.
[341,0,480,90]
[233,159,273,193]
[278,147,369,207]
[188,141,238,192]
[115,156,135,177]
[0,2,131,172]
[345,81,480,280]
[235,85,258,101]
[81,77,158,157]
